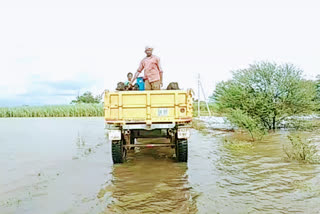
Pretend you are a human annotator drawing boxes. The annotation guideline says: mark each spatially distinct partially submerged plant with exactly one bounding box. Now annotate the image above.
[213,62,318,134]
[227,109,266,141]
[283,134,320,164]
[191,119,207,131]
[222,138,254,150]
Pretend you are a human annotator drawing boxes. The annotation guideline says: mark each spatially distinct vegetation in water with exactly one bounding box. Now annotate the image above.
[212,61,318,138]
[1,100,213,118]
[0,91,104,118]
[0,104,104,117]
[191,119,206,130]
[191,119,210,135]
[223,138,253,150]
[227,108,266,141]
[283,134,320,164]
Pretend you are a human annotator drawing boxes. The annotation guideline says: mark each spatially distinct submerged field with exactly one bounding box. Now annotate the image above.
[0,117,320,213]
[0,102,214,118]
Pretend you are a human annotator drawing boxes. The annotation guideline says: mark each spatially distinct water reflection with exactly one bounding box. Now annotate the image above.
[99,139,198,213]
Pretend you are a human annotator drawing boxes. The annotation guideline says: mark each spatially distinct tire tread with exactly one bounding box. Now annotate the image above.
[112,140,124,164]
[176,139,188,162]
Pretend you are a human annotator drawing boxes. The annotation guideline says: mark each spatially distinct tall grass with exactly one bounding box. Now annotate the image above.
[1,102,217,118]
[193,102,218,117]
[0,104,104,117]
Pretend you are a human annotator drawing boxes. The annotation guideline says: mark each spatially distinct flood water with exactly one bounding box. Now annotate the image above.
[0,117,320,214]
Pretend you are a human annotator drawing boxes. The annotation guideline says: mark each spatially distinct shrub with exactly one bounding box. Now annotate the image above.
[213,61,317,133]
[283,134,320,163]
[227,109,266,141]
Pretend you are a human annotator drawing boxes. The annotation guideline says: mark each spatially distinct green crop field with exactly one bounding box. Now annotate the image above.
[0,102,216,118]
[0,104,104,117]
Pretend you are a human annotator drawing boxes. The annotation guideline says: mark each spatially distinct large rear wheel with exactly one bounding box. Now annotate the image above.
[176,139,188,162]
[112,140,126,164]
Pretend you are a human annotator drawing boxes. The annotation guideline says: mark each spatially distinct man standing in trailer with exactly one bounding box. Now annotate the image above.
[130,46,163,90]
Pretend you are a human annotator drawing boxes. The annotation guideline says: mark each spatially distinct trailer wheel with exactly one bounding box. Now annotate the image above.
[129,135,135,150]
[176,139,188,162]
[112,140,126,164]
[130,136,135,144]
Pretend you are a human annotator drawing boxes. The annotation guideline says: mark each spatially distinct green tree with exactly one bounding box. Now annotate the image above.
[316,75,320,110]
[71,91,102,104]
[213,62,317,133]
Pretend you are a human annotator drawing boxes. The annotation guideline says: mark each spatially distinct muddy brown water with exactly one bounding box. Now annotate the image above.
[0,117,320,214]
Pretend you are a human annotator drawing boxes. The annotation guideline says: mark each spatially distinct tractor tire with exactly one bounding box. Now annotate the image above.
[176,139,188,162]
[112,140,126,164]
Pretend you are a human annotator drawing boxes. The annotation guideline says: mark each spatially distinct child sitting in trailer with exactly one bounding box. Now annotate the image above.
[116,72,139,91]
[124,72,133,88]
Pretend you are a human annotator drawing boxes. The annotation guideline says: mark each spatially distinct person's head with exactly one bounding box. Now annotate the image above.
[127,72,133,81]
[145,46,153,57]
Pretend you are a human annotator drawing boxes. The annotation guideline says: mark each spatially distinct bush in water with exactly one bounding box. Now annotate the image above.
[212,61,317,134]
[227,108,266,141]
[283,134,320,164]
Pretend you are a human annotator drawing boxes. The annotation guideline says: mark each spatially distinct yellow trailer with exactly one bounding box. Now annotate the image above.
[104,89,193,164]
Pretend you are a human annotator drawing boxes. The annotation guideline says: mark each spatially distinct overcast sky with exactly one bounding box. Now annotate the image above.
[0,0,319,106]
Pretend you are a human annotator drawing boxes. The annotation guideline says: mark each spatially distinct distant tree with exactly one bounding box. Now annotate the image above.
[71,91,102,104]
[212,62,317,135]
[316,75,320,110]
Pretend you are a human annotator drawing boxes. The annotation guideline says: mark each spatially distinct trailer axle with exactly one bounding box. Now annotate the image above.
[123,144,175,148]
